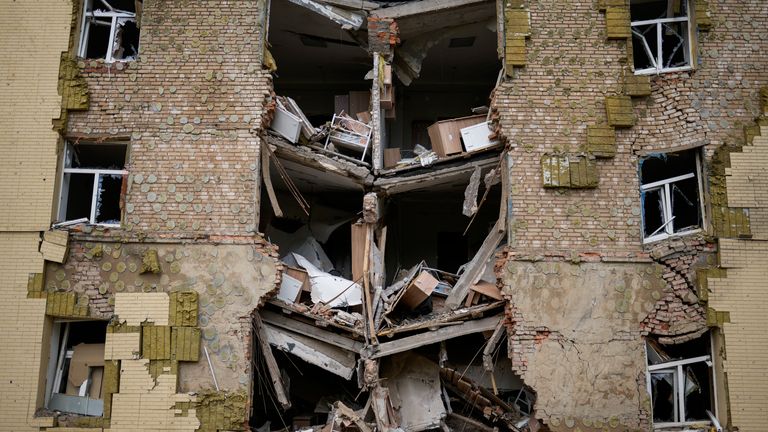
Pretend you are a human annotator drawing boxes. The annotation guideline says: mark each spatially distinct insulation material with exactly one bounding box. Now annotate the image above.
[382,352,446,432]
[293,253,362,307]
[142,326,172,360]
[171,326,201,362]
[169,291,198,327]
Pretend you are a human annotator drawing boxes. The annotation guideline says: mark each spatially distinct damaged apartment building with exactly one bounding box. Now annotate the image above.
[1,0,768,431]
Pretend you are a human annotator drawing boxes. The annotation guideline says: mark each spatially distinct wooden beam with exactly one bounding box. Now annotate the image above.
[368,316,501,359]
[371,0,490,19]
[376,300,504,338]
[482,319,506,371]
[445,217,505,309]
[264,323,357,380]
[319,0,380,11]
[253,313,291,409]
[261,143,284,218]
[260,309,364,352]
[374,156,498,195]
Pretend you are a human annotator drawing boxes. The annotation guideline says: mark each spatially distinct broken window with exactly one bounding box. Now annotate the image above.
[640,148,703,243]
[630,0,692,74]
[646,336,721,430]
[45,320,108,417]
[58,142,128,226]
[78,0,141,62]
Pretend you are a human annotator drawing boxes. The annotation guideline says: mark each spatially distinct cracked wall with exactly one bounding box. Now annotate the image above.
[501,259,666,431]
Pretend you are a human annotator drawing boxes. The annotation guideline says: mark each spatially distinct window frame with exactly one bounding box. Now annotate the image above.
[44,321,106,417]
[645,354,714,428]
[77,0,139,63]
[57,142,128,227]
[630,0,694,75]
[640,150,705,244]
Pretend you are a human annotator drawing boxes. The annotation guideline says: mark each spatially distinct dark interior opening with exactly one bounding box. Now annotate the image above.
[384,12,501,153]
[84,20,111,60]
[114,20,140,60]
[70,143,127,169]
[250,345,364,431]
[95,174,124,224]
[383,181,502,282]
[268,0,370,127]
[64,173,95,221]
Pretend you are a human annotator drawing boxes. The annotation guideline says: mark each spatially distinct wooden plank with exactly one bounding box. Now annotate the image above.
[482,319,506,371]
[374,156,499,195]
[371,0,489,19]
[376,300,504,337]
[369,316,501,359]
[445,218,505,309]
[261,309,364,352]
[264,323,356,379]
[470,281,503,300]
[261,143,284,218]
[320,0,380,11]
[253,313,291,409]
[351,223,367,282]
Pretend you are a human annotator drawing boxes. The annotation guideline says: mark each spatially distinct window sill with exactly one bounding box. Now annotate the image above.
[634,66,692,76]
[642,227,702,245]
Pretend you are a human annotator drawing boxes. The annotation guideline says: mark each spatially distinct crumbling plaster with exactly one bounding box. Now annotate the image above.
[44,241,280,393]
[501,260,665,431]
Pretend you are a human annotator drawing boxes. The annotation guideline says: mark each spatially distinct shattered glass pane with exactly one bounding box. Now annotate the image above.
[661,21,689,69]
[671,176,701,233]
[631,24,658,71]
[630,0,688,21]
[113,19,140,60]
[642,188,664,238]
[70,143,127,169]
[651,370,677,422]
[640,150,697,184]
[94,174,124,224]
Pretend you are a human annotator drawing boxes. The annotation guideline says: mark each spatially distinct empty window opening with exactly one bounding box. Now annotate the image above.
[639,148,703,243]
[45,320,108,417]
[78,0,141,62]
[646,335,720,429]
[58,142,128,226]
[630,0,691,74]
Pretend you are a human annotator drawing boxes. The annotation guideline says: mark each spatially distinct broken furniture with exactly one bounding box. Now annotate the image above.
[325,114,373,161]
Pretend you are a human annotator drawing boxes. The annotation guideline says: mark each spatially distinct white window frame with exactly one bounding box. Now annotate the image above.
[646,355,715,429]
[630,1,693,75]
[58,142,128,227]
[78,0,138,63]
[640,151,704,244]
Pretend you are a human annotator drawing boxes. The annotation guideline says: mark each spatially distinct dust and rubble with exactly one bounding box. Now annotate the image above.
[253,1,520,429]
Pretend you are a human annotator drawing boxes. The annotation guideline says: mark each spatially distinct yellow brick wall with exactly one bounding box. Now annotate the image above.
[113,293,170,326]
[0,0,72,430]
[0,0,71,231]
[709,125,768,431]
[0,233,50,431]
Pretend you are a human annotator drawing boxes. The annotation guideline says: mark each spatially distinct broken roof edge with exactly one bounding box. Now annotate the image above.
[370,0,492,19]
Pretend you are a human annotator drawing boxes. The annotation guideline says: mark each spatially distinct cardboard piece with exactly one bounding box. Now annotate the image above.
[460,122,500,153]
[427,115,486,158]
[65,343,105,398]
[469,281,503,300]
[400,271,439,309]
[384,148,401,168]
